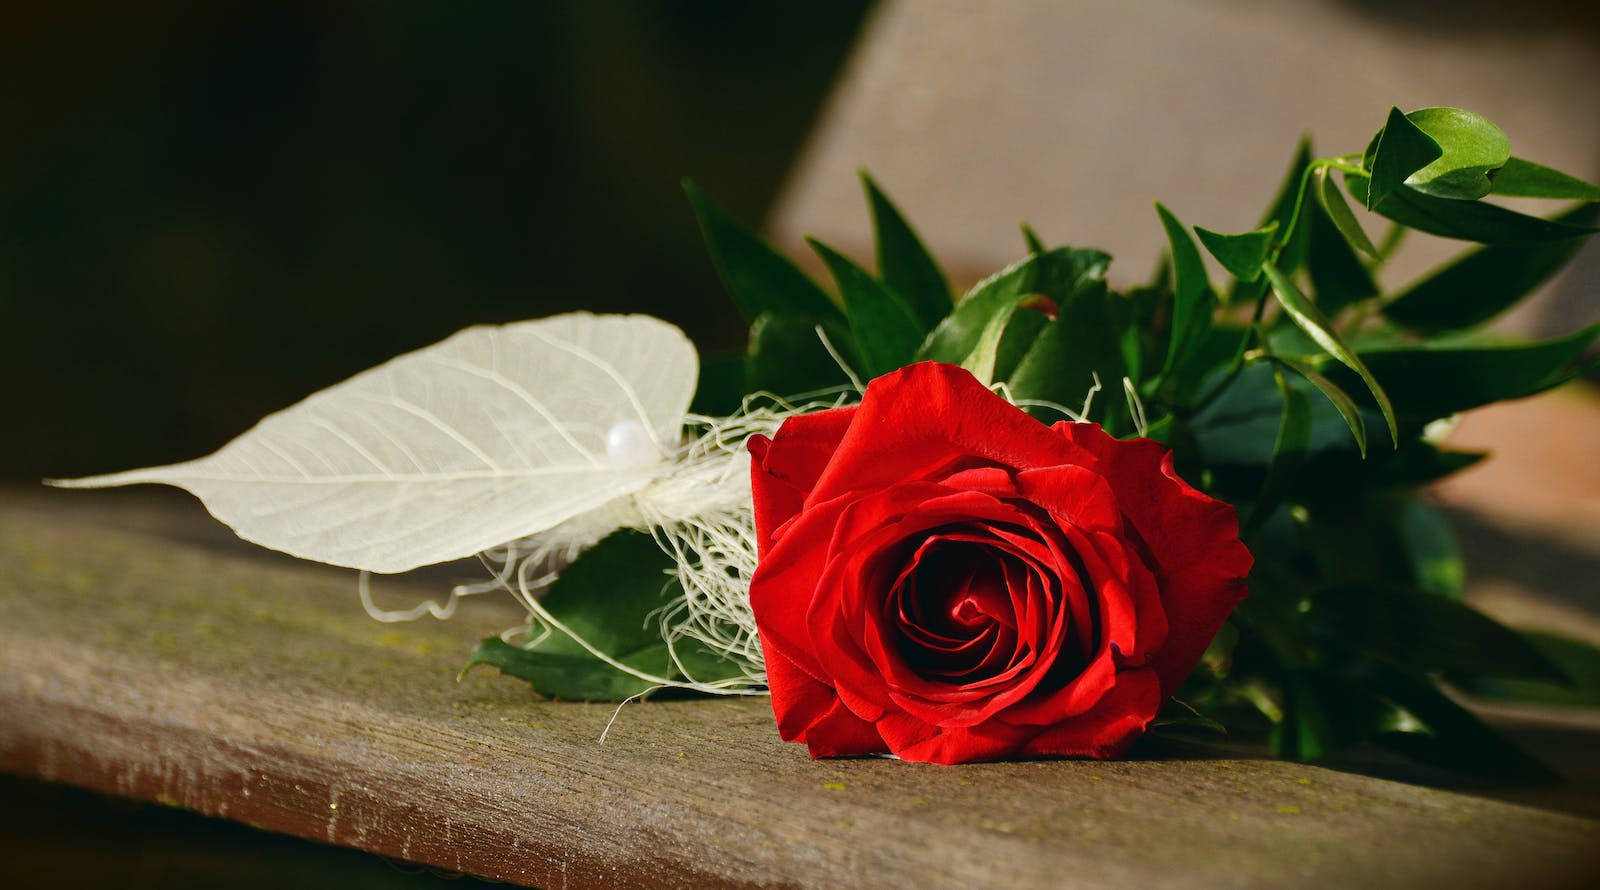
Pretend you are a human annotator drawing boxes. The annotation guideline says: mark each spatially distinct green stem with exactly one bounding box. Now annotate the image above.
[1190,269,1278,413]
[1276,164,1319,251]
[1190,155,1364,414]
[1375,222,1406,262]
[1277,157,1353,250]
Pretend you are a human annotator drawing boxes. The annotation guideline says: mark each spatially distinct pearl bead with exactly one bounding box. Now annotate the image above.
[604,419,662,469]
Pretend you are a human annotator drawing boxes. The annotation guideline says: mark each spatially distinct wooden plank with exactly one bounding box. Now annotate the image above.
[1,494,1596,889]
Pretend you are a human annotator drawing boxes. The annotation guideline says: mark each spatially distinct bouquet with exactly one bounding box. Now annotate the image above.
[57,106,1600,769]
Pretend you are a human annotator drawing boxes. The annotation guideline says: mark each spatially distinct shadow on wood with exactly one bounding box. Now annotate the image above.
[1,492,1596,888]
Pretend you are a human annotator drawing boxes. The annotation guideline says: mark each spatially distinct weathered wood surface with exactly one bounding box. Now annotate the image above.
[2,492,1597,889]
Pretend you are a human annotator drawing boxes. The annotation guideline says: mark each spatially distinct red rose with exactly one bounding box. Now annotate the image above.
[746,362,1252,764]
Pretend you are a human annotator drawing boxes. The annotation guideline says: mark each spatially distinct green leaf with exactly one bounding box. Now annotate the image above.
[1141,413,1175,445]
[1119,322,1145,386]
[1196,620,1239,684]
[1263,264,1397,448]
[1363,106,1443,210]
[669,643,750,688]
[1150,698,1227,735]
[1383,203,1600,333]
[1368,442,1485,488]
[1400,107,1509,200]
[1021,222,1047,255]
[1170,323,1251,403]
[1460,632,1600,708]
[684,180,839,322]
[745,312,854,398]
[1306,186,1380,317]
[861,172,953,328]
[1391,499,1465,598]
[1194,221,1278,283]
[689,350,746,416]
[1245,364,1312,531]
[807,237,925,378]
[1271,673,1334,761]
[994,308,1052,384]
[1314,167,1377,258]
[465,637,667,701]
[1155,202,1214,377]
[1187,360,1363,468]
[1267,356,1367,457]
[1254,137,1315,277]
[959,299,1021,385]
[1347,172,1598,244]
[525,531,673,654]
[1293,494,1409,590]
[958,295,1053,386]
[1357,660,1554,778]
[917,247,1110,364]
[1349,324,1600,424]
[1266,442,1486,505]
[463,530,691,700]
[1008,281,1128,432]
[1490,156,1600,201]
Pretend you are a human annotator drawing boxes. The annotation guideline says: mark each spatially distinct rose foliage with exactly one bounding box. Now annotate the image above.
[479,106,1600,774]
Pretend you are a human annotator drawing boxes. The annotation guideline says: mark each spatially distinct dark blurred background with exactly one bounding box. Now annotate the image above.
[2,1,872,481]
[2,3,872,884]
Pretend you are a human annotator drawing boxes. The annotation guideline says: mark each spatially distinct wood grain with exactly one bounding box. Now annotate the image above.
[1,494,1596,889]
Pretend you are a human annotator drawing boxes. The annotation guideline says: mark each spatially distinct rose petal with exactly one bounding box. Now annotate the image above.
[1014,666,1161,759]
[994,523,1155,726]
[891,543,1021,678]
[748,406,856,553]
[1014,464,1123,534]
[1056,422,1252,696]
[874,668,1160,763]
[750,365,1250,765]
[998,639,1118,725]
[762,634,887,757]
[1083,529,1167,665]
[852,548,1057,726]
[939,465,1020,497]
[986,521,1093,659]
[874,710,1031,764]
[805,363,1091,507]
[747,492,860,684]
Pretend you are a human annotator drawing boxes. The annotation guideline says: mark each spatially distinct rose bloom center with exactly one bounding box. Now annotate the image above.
[888,530,1089,687]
